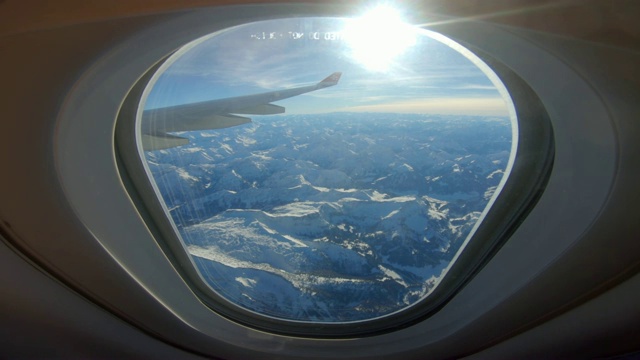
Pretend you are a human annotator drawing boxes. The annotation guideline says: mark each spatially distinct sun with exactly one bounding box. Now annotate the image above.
[343,5,418,72]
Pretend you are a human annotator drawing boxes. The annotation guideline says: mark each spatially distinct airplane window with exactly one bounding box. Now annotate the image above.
[129,12,518,331]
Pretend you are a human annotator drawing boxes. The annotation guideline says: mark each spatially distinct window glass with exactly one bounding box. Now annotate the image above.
[138,15,516,322]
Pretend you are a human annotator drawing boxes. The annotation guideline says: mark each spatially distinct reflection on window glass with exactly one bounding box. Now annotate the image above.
[138,15,516,322]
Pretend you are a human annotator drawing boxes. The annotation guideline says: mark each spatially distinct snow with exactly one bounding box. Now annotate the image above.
[236,135,256,146]
[189,245,367,291]
[147,113,512,322]
[220,143,233,153]
[176,168,198,183]
[382,210,400,220]
[236,277,257,288]
[270,202,319,217]
[486,169,504,179]
[378,265,408,287]
[282,234,308,247]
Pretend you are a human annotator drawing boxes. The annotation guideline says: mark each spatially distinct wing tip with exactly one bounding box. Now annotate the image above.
[318,72,342,87]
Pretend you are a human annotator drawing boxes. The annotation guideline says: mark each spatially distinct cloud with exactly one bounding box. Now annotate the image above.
[336,97,508,116]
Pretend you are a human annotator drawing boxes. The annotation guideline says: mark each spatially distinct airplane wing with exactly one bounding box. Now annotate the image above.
[140,72,342,151]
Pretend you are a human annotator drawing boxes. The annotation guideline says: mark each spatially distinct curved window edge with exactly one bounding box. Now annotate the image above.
[114,27,554,339]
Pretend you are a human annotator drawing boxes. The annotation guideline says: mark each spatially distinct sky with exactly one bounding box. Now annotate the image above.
[145,15,509,116]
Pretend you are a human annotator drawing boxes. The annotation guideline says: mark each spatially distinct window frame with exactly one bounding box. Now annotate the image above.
[40,2,625,357]
[115,21,554,338]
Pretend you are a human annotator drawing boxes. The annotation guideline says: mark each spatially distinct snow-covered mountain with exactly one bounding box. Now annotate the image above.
[145,112,512,321]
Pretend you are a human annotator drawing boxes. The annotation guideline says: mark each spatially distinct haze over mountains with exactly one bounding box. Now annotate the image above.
[145,112,512,321]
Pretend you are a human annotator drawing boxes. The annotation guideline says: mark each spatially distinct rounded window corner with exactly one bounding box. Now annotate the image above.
[114,15,554,338]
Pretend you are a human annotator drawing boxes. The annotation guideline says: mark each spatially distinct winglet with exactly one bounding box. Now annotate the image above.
[317,72,342,88]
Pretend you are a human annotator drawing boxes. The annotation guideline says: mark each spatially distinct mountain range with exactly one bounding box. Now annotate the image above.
[145,112,512,321]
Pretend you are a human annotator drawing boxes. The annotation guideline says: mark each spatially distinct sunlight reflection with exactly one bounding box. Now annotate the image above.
[343,5,417,72]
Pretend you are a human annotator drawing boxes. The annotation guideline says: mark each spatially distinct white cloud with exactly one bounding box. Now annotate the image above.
[336,97,508,116]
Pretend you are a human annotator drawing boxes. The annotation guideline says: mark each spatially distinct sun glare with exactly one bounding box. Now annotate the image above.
[343,5,417,72]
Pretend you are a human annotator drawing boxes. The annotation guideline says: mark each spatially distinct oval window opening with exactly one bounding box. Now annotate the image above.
[135,15,517,324]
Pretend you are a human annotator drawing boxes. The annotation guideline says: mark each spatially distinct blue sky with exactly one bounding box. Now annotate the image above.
[145,17,508,116]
